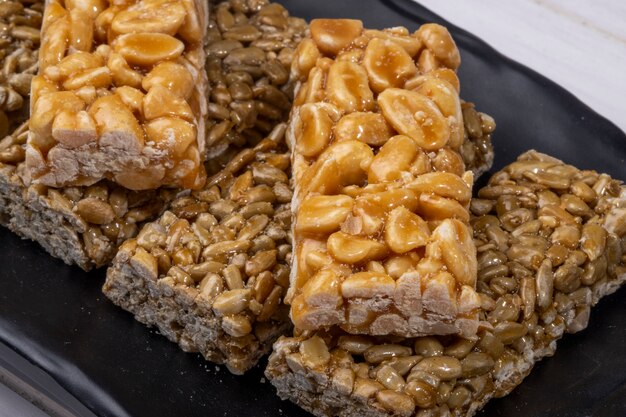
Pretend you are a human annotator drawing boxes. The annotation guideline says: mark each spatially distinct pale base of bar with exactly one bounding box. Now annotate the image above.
[0,164,108,270]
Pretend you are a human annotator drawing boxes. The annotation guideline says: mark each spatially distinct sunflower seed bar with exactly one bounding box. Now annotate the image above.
[104,124,295,374]
[204,0,307,156]
[288,20,488,338]
[102,0,308,373]
[24,0,209,190]
[266,151,626,417]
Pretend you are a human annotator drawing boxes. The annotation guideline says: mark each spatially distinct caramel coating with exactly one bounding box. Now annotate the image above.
[27,0,208,190]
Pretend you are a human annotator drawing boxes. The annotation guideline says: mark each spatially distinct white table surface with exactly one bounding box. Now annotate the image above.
[414,0,626,134]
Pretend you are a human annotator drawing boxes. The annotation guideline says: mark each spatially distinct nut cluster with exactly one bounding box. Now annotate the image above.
[113,123,294,368]
[288,19,487,338]
[25,0,208,190]
[267,151,626,417]
[0,0,41,138]
[205,0,307,154]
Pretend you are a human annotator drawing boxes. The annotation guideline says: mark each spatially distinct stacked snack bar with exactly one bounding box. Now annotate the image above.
[266,151,626,417]
[103,104,495,374]
[0,0,176,270]
[288,20,489,338]
[103,9,497,374]
[25,0,208,190]
[103,0,308,374]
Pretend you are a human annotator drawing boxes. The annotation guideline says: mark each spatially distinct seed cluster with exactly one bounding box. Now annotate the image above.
[0,0,41,138]
[205,0,307,153]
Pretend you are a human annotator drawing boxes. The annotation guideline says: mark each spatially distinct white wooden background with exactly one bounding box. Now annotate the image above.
[414,0,626,134]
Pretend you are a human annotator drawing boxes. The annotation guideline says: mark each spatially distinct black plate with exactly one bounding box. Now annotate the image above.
[1,1,625,416]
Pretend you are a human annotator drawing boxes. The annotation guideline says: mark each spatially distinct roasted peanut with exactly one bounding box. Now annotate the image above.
[416,23,460,69]
[294,103,338,158]
[296,195,353,235]
[327,232,388,264]
[310,19,363,56]
[113,33,184,67]
[142,61,194,100]
[111,1,186,36]
[326,61,375,113]
[385,206,430,254]
[412,77,464,149]
[341,272,396,299]
[368,135,420,183]
[363,38,417,93]
[333,112,393,146]
[378,88,449,151]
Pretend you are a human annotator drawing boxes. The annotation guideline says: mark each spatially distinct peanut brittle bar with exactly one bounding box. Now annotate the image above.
[266,150,626,417]
[24,0,208,190]
[288,20,493,338]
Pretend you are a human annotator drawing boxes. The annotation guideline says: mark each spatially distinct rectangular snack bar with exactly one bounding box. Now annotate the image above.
[105,125,294,374]
[102,0,308,374]
[266,150,626,417]
[24,0,209,190]
[287,20,491,338]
